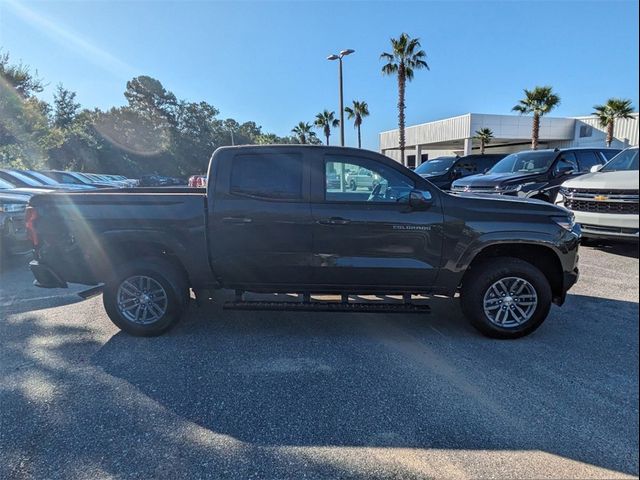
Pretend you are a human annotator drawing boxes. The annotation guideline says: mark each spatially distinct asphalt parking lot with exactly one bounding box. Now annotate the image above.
[1,242,638,479]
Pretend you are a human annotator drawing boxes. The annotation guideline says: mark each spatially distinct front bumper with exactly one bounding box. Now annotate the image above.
[573,211,639,241]
[1,213,29,255]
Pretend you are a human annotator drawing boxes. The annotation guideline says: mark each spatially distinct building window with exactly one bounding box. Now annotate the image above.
[420,153,429,163]
[406,155,416,168]
[579,125,593,138]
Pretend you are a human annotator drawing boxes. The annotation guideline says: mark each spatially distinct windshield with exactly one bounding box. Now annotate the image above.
[414,157,457,176]
[24,171,59,185]
[3,171,44,187]
[601,148,639,172]
[489,151,557,174]
[0,177,17,189]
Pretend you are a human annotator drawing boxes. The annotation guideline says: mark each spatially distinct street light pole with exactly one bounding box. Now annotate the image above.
[327,49,354,147]
[338,57,344,146]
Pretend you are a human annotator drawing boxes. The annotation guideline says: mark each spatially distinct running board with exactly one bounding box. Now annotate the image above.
[223,300,430,314]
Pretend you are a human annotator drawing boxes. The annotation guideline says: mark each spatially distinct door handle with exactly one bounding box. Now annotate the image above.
[318,217,351,225]
[222,216,253,224]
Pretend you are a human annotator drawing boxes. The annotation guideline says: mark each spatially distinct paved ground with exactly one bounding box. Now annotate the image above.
[1,242,638,479]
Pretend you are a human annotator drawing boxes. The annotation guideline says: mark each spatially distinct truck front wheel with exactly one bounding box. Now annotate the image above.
[460,258,552,339]
[103,258,188,336]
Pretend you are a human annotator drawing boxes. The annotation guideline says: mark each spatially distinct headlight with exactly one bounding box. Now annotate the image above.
[0,203,27,213]
[552,214,576,232]
[498,184,523,193]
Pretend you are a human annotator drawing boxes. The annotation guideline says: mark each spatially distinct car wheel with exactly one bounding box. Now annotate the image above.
[460,257,552,339]
[350,180,357,191]
[103,257,188,336]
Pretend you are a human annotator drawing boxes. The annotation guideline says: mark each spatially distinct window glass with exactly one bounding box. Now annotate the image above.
[601,148,639,172]
[3,171,43,187]
[325,155,414,203]
[58,173,84,184]
[579,125,593,138]
[414,157,456,176]
[0,177,16,189]
[575,151,602,172]
[230,153,303,200]
[490,151,557,174]
[601,150,620,161]
[455,159,479,175]
[554,152,578,174]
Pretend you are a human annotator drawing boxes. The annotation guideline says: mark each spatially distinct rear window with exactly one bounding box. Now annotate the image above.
[230,153,303,200]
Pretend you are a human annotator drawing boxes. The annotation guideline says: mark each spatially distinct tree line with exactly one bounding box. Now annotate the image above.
[0,51,305,177]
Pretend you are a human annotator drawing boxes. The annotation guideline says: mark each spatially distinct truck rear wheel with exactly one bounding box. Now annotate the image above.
[460,257,552,339]
[103,258,188,336]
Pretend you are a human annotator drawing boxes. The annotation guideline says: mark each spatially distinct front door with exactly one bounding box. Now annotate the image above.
[208,150,313,288]
[311,154,444,291]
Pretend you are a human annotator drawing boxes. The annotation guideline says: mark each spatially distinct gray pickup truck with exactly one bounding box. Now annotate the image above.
[27,145,580,338]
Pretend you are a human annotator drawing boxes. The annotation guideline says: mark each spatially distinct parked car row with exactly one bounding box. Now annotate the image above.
[421,146,636,242]
[0,169,139,257]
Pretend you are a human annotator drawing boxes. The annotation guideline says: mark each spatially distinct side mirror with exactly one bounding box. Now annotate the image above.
[590,164,603,173]
[409,189,433,210]
[556,165,575,177]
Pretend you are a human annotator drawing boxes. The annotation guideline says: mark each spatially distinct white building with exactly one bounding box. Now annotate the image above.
[379,113,639,167]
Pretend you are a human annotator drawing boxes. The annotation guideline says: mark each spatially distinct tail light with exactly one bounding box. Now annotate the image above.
[25,206,39,247]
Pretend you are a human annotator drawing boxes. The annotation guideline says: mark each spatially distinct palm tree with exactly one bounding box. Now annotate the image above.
[592,98,635,147]
[344,100,370,148]
[381,33,429,164]
[291,121,317,144]
[314,110,340,145]
[512,86,560,150]
[473,128,494,154]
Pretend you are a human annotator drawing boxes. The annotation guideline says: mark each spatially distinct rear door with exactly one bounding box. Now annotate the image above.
[207,149,313,288]
[310,152,444,290]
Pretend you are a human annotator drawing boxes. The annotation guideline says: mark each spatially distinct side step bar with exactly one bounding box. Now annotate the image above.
[223,300,430,314]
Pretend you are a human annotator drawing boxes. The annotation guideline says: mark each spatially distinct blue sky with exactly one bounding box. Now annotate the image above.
[1,0,638,150]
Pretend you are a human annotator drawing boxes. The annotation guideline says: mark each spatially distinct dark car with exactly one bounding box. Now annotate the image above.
[415,154,507,190]
[0,191,30,256]
[451,148,621,202]
[138,174,185,187]
[40,170,117,189]
[28,145,580,340]
[0,169,71,191]
[20,170,96,190]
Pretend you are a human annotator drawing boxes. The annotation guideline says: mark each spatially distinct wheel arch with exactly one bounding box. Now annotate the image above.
[461,242,564,303]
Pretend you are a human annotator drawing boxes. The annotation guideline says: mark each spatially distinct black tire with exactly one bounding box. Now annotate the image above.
[103,257,188,336]
[460,257,552,339]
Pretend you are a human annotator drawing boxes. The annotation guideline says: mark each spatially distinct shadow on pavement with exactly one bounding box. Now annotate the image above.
[582,239,639,259]
[87,293,638,477]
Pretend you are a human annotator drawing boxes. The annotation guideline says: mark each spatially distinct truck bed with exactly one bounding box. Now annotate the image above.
[29,189,211,287]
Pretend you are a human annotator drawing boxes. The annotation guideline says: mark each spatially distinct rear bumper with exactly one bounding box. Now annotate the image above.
[29,260,68,288]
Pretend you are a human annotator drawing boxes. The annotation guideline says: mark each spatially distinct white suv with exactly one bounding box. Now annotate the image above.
[556,147,639,241]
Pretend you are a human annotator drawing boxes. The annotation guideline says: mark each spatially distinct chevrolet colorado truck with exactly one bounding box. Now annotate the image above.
[27,145,580,338]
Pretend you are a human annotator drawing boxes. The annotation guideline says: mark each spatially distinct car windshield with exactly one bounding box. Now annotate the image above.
[3,171,44,186]
[489,151,557,174]
[414,157,457,176]
[0,177,17,189]
[24,171,59,185]
[601,148,639,172]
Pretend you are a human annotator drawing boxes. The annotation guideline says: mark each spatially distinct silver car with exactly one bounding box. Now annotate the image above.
[556,147,639,241]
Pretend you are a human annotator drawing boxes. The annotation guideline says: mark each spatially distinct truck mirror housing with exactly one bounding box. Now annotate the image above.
[409,190,433,210]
